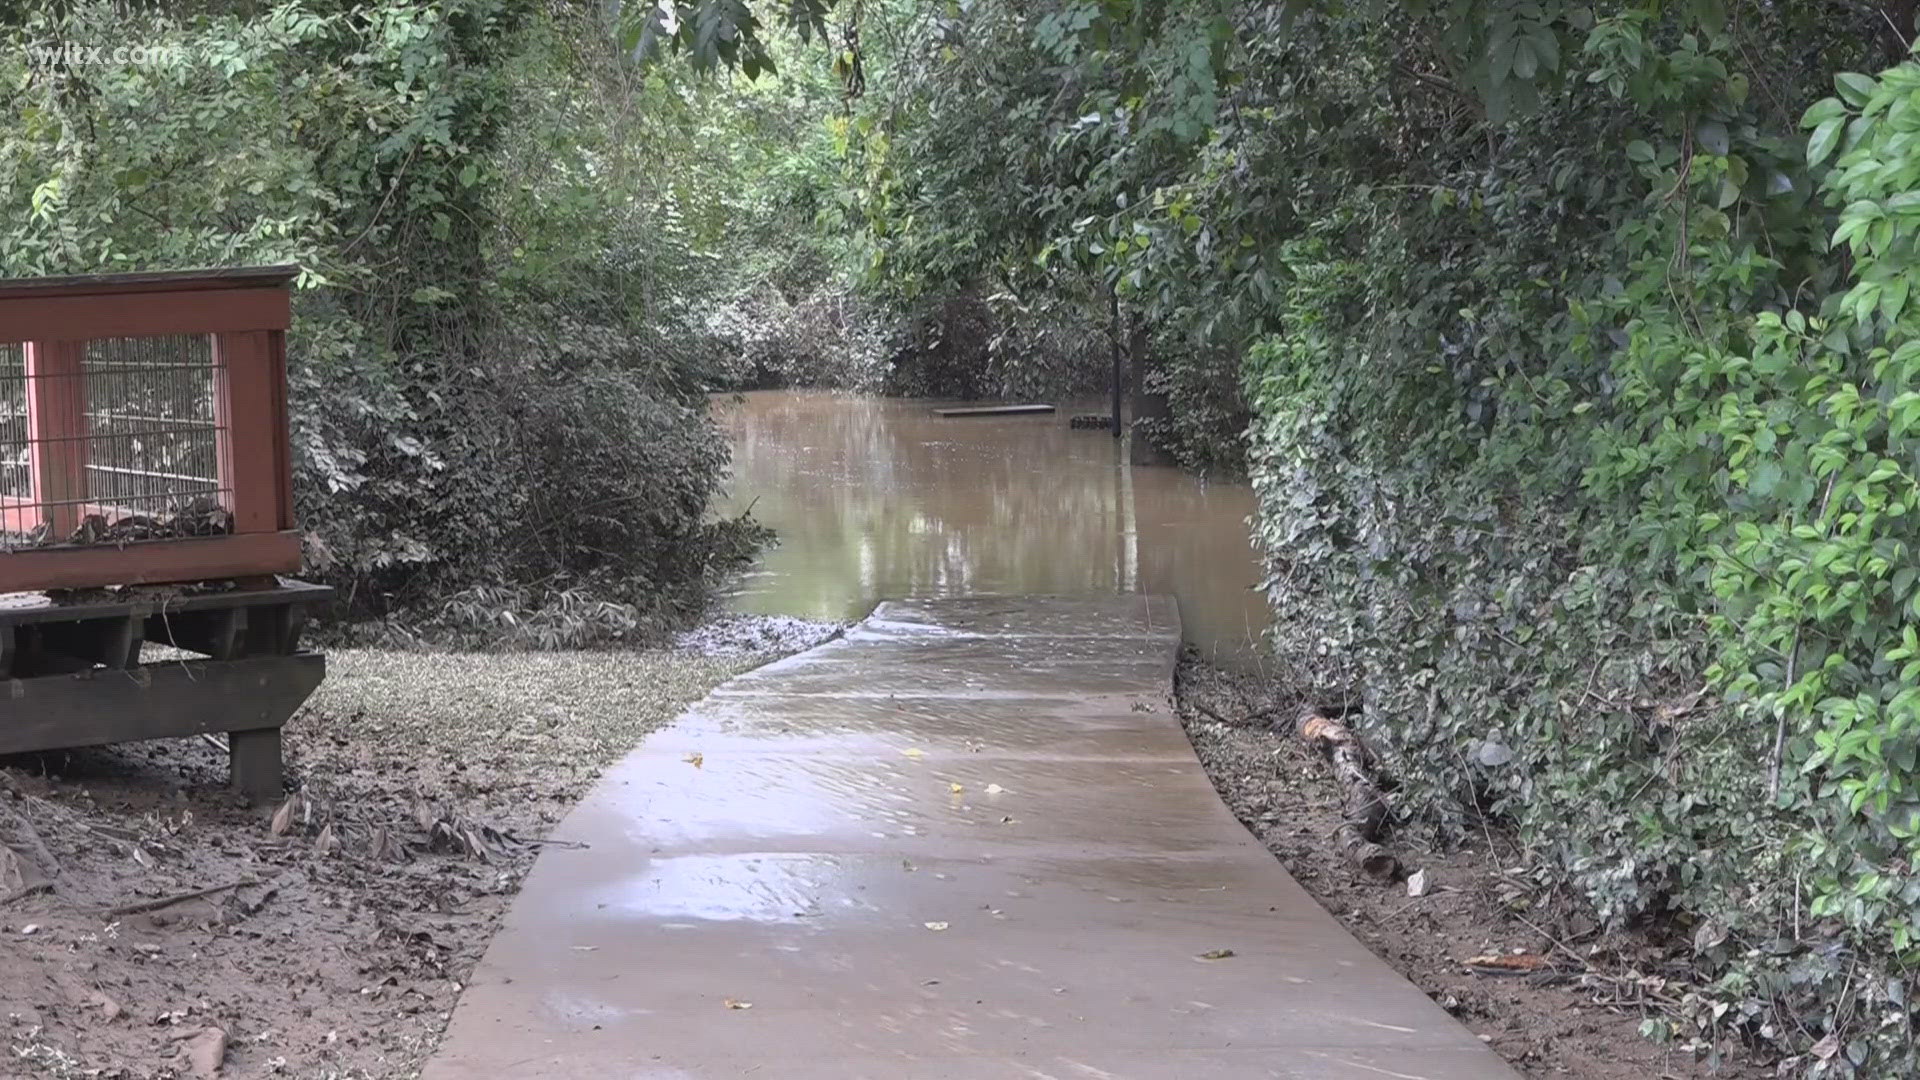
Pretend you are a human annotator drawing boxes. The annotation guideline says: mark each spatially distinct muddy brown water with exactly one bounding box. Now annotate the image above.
[713,390,1272,670]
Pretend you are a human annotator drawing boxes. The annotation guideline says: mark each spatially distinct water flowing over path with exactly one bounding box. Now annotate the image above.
[714,391,1272,671]
[423,596,1519,1079]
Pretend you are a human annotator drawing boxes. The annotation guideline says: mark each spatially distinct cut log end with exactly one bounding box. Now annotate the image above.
[1338,824,1401,880]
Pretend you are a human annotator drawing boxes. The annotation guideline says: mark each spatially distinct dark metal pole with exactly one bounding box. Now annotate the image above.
[1108,285,1123,438]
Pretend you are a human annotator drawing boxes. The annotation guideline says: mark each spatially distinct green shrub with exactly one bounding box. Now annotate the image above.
[1241,12,1920,1072]
[1,0,765,643]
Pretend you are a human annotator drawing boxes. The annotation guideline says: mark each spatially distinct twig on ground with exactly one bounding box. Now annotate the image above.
[1192,699,1231,725]
[106,879,258,918]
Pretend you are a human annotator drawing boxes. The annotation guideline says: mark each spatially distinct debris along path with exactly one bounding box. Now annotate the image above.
[422,596,1521,1080]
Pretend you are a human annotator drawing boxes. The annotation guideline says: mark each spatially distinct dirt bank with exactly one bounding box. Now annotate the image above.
[1175,651,1768,1080]
[0,618,838,1080]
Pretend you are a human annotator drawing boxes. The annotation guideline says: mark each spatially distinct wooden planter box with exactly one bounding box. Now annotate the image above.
[0,266,303,592]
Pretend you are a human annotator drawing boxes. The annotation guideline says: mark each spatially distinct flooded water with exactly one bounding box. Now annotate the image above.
[713,391,1271,669]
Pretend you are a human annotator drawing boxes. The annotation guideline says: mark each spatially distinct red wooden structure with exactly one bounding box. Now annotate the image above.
[0,266,303,591]
[0,267,326,799]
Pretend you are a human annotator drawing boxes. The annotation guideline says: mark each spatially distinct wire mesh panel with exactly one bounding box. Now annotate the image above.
[0,344,28,542]
[85,334,228,521]
[0,335,232,554]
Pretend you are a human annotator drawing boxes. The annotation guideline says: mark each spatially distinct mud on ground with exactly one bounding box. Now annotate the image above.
[1175,651,1769,1080]
[0,620,838,1080]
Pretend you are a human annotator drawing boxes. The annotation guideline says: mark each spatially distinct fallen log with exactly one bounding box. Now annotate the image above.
[1294,711,1400,881]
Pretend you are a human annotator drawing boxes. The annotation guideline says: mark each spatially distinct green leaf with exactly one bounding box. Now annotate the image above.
[1626,140,1654,163]
[1512,38,1538,81]
[1696,121,1729,156]
[1836,72,1877,108]
[1802,97,1846,128]
[1884,276,1912,323]
[1529,29,1559,74]
[1809,118,1844,166]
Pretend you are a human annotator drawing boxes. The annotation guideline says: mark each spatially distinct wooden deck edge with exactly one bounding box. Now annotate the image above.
[0,531,303,593]
[0,580,332,628]
[0,653,325,756]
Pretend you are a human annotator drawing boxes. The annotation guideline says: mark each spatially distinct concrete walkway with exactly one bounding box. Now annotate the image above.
[423,597,1520,1080]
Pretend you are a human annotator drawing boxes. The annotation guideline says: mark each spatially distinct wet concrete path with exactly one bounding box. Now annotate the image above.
[423,597,1520,1079]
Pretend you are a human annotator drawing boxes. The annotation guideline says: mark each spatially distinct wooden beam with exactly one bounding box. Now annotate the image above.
[0,530,302,593]
[0,288,290,343]
[0,579,329,628]
[0,653,324,758]
[0,266,298,301]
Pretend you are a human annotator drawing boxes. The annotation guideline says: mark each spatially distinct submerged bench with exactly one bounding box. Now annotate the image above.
[931,403,1056,417]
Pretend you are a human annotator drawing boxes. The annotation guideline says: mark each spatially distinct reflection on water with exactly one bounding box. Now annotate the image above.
[714,391,1272,669]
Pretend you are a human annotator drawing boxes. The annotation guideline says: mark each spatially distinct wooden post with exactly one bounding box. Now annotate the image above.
[213,330,285,533]
[229,727,284,803]
[268,330,295,531]
[24,340,88,539]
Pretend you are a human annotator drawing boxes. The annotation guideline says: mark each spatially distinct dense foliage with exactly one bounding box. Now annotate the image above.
[0,1,769,643]
[681,0,1920,1071]
[18,0,1920,1067]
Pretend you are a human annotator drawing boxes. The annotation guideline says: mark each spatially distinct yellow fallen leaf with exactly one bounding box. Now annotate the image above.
[1196,949,1236,961]
[923,921,949,932]
[949,782,964,794]
[724,998,753,1010]
[684,752,704,769]
[901,748,925,758]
